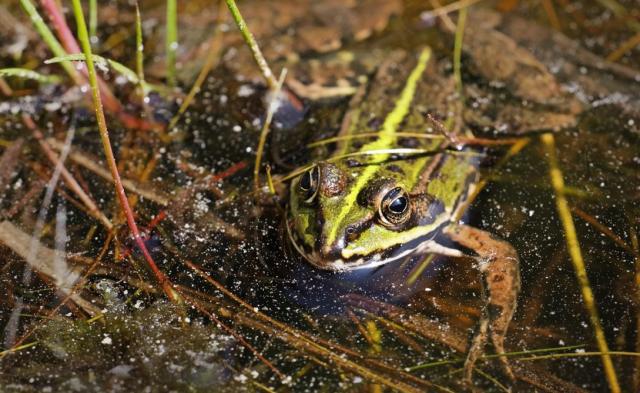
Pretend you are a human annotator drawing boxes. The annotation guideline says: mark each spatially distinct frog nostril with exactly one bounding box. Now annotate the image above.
[346,225,358,241]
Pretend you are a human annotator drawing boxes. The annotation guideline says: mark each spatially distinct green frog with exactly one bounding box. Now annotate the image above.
[286,47,521,382]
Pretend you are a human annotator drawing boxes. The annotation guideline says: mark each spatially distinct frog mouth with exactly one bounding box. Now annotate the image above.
[285,215,420,272]
[285,215,360,271]
[286,213,465,272]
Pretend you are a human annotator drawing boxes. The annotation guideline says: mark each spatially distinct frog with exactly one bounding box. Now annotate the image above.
[285,47,521,383]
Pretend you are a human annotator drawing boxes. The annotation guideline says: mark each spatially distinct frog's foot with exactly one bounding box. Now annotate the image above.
[444,224,521,384]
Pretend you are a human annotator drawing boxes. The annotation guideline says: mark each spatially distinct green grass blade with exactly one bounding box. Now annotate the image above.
[165,0,177,86]
[18,0,81,84]
[135,2,145,84]
[225,0,276,89]
[46,54,139,84]
[89,0,97,40]
[0,68,62,84]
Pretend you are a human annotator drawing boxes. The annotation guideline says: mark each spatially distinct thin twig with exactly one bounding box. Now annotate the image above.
[517,350,640,361]
[541,0,562,31]
[4,232,113,355]
[453,138,530,221]
[25,116,113,229]
[181,259,428,392]
[46,137,171,206]
[176,290,286,380]
[572,206,637,256]
[168,0,226,131]
[607,32,640,62]
[423,0,484,18]
[254,69,287,193]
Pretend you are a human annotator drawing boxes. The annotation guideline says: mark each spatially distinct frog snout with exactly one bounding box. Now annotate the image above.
[317,228,347,264]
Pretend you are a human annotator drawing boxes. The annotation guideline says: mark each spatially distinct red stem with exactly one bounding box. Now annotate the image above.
[69,0,177,302]
[209,161,247,183]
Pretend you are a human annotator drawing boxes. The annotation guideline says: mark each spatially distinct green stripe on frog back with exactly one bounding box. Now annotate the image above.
[326,47,432,246]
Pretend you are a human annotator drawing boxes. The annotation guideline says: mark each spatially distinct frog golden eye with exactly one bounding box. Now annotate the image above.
[298,166,319,203]
[379,187,410,226]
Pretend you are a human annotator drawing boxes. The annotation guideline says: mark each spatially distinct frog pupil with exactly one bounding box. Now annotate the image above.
[299,170,312,191]
[389,196,407,213]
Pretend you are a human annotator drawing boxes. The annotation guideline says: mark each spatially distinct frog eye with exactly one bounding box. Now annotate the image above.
[298,166,319,203]
[379,187,410,226]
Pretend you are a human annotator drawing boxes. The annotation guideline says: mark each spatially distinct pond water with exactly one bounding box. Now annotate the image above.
[0,0,638,392]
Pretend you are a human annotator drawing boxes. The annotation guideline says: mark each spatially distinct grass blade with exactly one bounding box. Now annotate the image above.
[135,2,145,84]
[165,0,177,86]
[541,133,621,393]
[224,0,277,89]
[89,0,97,40]
[0,68,61,84]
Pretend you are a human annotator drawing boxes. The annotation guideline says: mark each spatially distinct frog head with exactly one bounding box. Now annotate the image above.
[287,160,449,271]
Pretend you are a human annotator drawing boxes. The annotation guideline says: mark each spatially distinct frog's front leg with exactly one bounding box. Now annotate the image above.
[444,224,521,383]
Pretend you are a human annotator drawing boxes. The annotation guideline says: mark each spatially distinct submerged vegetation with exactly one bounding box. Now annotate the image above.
[0,0,639,391]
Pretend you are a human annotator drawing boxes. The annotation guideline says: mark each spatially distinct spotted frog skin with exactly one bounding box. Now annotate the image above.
[286,47,521,382]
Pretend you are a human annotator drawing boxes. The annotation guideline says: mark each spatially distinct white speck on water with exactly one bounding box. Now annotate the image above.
[233,125,242,132]
[109,364,134,377]
[44,102,61,112]
[353,376,363,384]
[101,336,112,345]
[237,85,254,97]
[233,374,248,383]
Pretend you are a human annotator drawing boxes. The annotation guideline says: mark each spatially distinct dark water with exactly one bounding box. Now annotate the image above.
[0,0,639,392]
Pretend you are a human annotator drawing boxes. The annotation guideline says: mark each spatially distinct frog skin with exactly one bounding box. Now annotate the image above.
[286,47,521,383]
